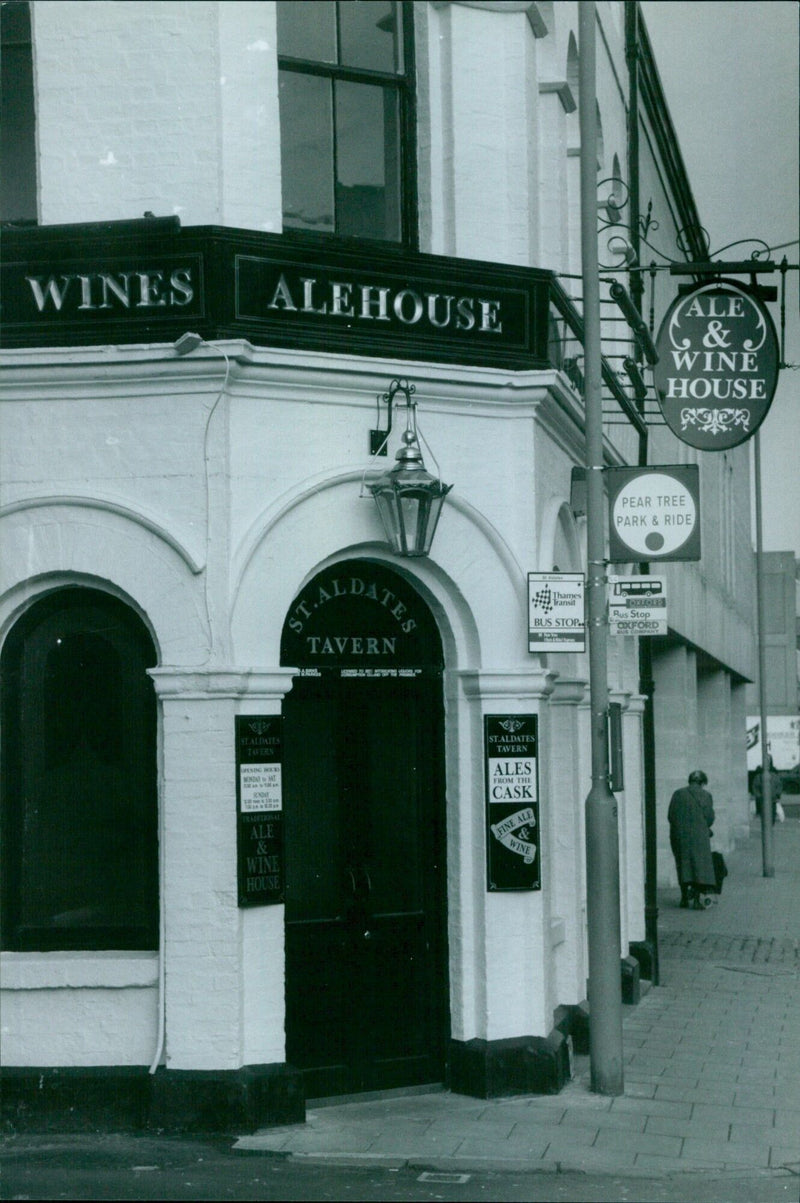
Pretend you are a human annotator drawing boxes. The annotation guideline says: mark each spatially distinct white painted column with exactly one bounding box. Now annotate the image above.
[456,668,555,1041]
[546,677,589,1011]
[150,668,295,1070]
[423,2,541,264]
[651,644,698,886]
[698,667,732,850]
[730,681,752,842]
[536,83,575,271]
[619,693,646,945]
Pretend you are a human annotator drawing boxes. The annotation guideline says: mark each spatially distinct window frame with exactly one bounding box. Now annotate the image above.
[277,0,418,249]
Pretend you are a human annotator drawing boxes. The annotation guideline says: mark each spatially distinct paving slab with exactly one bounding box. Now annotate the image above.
[236,818,800,1179]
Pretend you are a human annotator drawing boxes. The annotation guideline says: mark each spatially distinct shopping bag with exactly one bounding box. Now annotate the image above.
[711,850,727,894]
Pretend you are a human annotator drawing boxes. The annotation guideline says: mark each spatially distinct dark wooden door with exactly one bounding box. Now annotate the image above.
[282,669,447,1098]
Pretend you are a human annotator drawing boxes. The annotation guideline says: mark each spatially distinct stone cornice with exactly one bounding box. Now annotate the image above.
[458,668,557,700]
[434,1,549,38]
[539,80,577,115]
[549,678,589,706]
[148,668,297,698]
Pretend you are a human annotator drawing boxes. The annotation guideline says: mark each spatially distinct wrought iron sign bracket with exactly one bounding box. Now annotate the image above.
[369,378,416,458]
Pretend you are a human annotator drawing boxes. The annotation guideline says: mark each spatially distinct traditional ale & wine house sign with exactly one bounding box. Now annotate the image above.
[653,280,780,451]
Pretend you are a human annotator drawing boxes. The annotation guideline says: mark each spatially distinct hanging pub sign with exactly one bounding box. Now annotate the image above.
[606,465,700,563]
[236,715,284,906]
[484,715,541,891]
[653,280,780,450]
[527,573,585,653]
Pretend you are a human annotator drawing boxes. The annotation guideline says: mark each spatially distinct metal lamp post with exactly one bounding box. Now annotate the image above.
[579,0,624,1096]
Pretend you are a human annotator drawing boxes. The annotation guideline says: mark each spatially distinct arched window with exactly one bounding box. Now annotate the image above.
[1,588,158,951]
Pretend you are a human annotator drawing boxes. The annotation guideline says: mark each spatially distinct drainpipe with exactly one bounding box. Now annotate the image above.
[149,701,166,1075]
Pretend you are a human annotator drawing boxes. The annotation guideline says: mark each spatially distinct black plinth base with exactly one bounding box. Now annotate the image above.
[554,999,590,1055]
[449,1029,570,1099]
[629,938,658,983]
[1,1063,305,1134]
[620,954,641,1005]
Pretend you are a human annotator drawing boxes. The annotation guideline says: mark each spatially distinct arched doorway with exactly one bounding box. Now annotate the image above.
[280,559,448,1098]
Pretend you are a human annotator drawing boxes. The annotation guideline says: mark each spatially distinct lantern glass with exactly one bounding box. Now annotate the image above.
[369,462,451,557]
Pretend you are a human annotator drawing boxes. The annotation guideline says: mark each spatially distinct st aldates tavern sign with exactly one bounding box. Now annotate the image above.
[653,280,780,450]
[0,223,552,370]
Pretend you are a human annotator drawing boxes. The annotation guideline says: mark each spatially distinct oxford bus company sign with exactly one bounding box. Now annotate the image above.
[653,280,780,451]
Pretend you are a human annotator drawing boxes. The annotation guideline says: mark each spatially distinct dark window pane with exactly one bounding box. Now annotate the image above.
[1,1,36,221]
[339,1,402,73]
[335,80,401,240]
[1,589,158,950]
[277,0,336,63]
[280,70,335,232]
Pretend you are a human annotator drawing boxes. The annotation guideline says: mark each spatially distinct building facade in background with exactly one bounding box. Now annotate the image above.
[746,550,800,800]
[1,0,756,1130]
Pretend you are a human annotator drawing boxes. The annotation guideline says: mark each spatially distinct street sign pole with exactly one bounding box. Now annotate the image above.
[754,432,775,877]
[579,0,624,1097]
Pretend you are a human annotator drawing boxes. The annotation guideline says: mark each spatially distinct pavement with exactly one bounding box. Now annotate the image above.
[236,815,800,1178]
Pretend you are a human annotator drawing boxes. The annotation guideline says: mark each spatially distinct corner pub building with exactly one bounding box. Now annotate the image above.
[1,1,755,1131]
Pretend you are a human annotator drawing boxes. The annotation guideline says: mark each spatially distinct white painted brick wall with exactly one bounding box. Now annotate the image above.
[32,1,281,229]
[1,988,158,1066]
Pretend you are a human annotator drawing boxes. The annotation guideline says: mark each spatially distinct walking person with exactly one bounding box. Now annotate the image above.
[668,770,716,909]
[752,758,784,823]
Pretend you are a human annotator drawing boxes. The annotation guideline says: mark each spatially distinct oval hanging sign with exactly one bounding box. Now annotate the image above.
[653,280,780,451]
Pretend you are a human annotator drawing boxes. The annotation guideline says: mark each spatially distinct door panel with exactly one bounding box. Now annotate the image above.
[283,672,446,1097]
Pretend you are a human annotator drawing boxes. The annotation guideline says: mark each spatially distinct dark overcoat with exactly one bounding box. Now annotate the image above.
[668,784,715,888]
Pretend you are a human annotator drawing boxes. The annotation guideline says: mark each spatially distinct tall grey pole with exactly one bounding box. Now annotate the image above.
[579,0,624,1096]
[754,431,775,876]
[625,1,658,986]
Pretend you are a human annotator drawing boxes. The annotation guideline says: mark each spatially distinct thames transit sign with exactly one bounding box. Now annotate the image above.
[653,281,780,450]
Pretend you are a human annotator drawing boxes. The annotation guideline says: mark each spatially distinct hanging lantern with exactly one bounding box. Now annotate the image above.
[367,382,452,557]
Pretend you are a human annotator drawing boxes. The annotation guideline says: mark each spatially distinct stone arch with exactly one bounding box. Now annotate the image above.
[539,496,584,574]
[231,470,528,672]
[0,500,208,666]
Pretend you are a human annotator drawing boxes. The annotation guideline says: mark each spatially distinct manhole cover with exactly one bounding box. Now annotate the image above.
[417,1172,472,1183]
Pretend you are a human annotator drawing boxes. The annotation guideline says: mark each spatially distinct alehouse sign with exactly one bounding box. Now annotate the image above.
[653,280,780,451]
[1,223,552,371]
